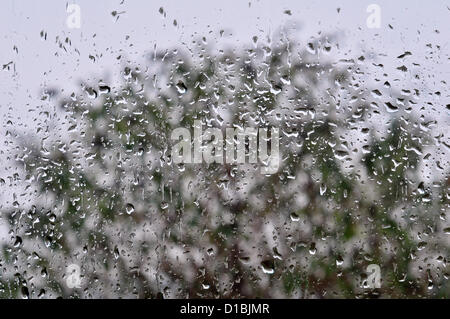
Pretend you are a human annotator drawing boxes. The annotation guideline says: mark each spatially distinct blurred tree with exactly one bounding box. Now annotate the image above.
[1,35,449,298]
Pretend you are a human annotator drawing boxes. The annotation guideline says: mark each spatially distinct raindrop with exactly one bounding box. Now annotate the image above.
[261,260,275,274]
[176,81,187,94]
[290,212,300,222]
[13,236,22,248]
[125,203,135,215]
[309,243,317,255]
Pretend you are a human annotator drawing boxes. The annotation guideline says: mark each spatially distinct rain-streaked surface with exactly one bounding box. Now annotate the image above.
[0,1,449,298]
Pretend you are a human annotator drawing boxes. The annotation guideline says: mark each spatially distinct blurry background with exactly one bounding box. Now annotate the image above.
[0,0,448,298]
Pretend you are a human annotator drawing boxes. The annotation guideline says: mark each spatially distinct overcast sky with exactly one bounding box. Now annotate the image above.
[1,0,449,114]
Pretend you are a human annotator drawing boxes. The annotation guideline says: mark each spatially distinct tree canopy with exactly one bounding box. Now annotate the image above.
[2,35,449,298]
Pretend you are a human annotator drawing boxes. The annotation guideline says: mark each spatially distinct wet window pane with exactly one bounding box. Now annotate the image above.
[0,1,448,299]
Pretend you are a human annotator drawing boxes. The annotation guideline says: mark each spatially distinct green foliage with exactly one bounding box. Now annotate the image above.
[2,38,449,299]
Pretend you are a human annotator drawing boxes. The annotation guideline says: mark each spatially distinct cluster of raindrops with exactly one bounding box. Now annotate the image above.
[0,4,448,299]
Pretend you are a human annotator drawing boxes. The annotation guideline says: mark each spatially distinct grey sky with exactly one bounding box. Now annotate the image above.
[1,0,449,106]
